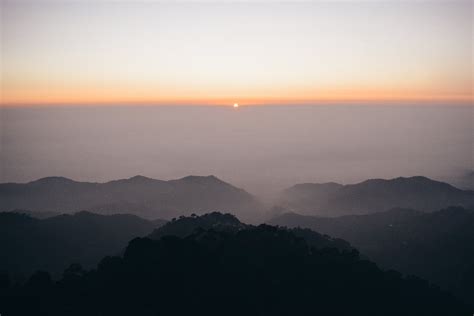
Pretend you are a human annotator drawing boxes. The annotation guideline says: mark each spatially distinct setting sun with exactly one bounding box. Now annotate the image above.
[233,103,239,108]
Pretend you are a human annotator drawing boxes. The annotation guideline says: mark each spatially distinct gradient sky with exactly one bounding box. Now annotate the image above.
[1,0,473,106]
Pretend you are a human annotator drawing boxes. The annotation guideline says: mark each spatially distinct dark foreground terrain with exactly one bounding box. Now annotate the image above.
[270,206,474,305]
[1,213,471,316]
[0,211,166,277]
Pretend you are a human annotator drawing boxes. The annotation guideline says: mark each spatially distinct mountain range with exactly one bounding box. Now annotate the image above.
[0,210,353,280]
[149,211,353,252]
[278,176,474,216]
[2,175,473,222]
[0,175,262,222]
[269,206,474,304]
[2,213,471,316]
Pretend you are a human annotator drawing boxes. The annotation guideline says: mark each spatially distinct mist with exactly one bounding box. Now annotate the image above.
[1,105,472,198]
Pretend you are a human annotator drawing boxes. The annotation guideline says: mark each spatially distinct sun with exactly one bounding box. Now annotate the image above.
[233,103,239,108]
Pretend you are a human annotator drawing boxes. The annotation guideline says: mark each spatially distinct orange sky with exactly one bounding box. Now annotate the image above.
[1,1,472,106]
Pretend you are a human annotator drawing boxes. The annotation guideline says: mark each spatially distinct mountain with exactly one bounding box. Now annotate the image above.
[0,175,262,221]
[279,176,474,216]
[149,212,353,252]
[0,211,166,277]
[1,223,470,316]
[269,206,474,304]
[149,212,247,239]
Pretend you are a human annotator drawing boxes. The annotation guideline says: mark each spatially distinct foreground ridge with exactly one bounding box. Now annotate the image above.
[1,213,471,316]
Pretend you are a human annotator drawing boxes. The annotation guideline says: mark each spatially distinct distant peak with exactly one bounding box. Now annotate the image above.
[180,175,222,182]
[353,176,461,192]
[128,175,154,181]
[359,176,439,185]
[30,176,76,184]
[287,176,460,193]
[389,176,457,188]
[103,175,163,185]
[392,176,431,182]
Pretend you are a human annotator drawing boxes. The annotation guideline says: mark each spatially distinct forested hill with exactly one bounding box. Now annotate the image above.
[149,212,353,252]
[1,223,471,316]
[270,206,474,304]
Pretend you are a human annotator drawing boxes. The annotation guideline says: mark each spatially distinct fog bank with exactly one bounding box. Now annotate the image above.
[1,105,472,198]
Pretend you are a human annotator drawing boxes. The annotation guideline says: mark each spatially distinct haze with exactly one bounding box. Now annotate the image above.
[1,105,472,198]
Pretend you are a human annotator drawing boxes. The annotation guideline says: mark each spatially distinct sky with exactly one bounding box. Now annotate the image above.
[1,0,472,106]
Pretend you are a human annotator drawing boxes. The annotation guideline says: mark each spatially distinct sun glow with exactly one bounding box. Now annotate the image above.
[1,1,472,107]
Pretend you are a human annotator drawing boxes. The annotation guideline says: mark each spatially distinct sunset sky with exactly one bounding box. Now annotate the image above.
[1,0,472,106]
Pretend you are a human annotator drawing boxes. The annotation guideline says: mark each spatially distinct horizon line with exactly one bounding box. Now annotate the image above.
[1,99,473,108]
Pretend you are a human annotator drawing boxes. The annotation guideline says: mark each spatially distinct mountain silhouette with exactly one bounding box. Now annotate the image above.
[0,211,166,277]
[0,175,262,221]
[269,206,474,305]
[279,176,474,216]
[1,217,471,316]
[149,211,353,252]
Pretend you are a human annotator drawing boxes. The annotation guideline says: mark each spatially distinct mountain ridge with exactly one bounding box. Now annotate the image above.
[269,206,474,304]
[0,175,262,221]
[3,217,471,316]
[280,176,474,216]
